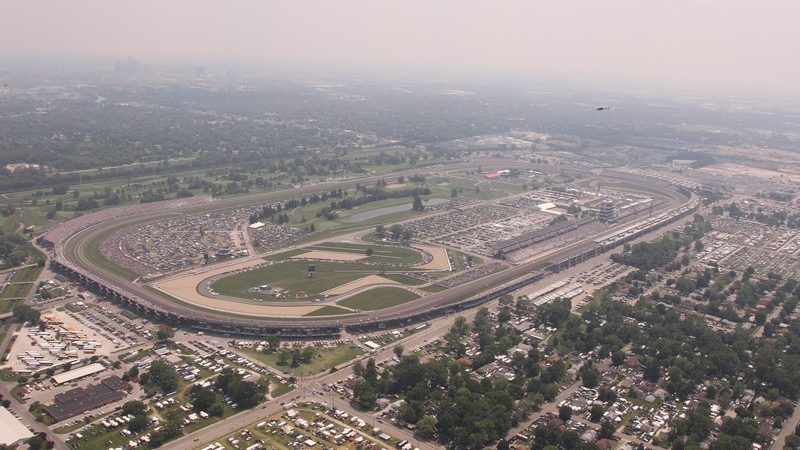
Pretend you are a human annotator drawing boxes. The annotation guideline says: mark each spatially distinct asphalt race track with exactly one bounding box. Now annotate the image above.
[47,161,697,337]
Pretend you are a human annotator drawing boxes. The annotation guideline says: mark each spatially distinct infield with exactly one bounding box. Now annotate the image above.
[338,287,421,311]
[322,274,399,295]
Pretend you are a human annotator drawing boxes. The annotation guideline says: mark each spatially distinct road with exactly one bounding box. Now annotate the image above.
[772,400,800,450]
[170,302,492,450]
[0,381,68,449]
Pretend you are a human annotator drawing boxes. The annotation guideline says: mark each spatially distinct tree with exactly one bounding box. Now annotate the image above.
[128,414,148,433]
[579,362,601,388]
[27,436,45,450]
[189,386,218,412]
[301,346,315,363]
[675,277,696,294]
[599,420,616,439]
[389,224,403,240]
[145,360,179,393]
[416,415,438,438]
[214,368,266,409]
[590,404,605,422]
[643,356,660,382]
[559,405,573,422]
[277,349,290,366]
[155,325,175,342]
[122,400,147,417]
[375,225,386,239]
[366,247,374,256]
[353,380,377,409]
[393,344,404,358]
[412,195,425,212]
[497,308,512,323]
[12,304,40,324]
[265,335,280,352]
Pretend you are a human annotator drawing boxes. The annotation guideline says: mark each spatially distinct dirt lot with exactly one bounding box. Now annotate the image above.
[290,250,367,261]
[322,275,399,296]
[701,163,800,183]
[414,244,452,271]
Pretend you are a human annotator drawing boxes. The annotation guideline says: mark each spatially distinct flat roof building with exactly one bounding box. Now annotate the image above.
[51,362,106,385]
[0,406,34,446]
[44,376,130,423]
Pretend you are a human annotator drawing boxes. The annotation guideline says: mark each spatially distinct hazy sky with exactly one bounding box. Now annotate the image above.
[3,0,799,95]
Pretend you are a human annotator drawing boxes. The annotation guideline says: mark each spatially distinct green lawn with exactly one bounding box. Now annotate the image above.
[303,305,353,316]
[339,287,420,311]
[420,283,447,293]
[382,273,426,285]
[240,345,363,376]
[212,261,378,299]
[0,265,43,313]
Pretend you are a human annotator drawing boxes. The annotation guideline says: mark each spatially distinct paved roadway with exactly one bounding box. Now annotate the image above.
[170,306,486,450]
[772,401,800,449]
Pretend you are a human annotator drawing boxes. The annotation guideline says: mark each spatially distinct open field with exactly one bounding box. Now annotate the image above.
[240,345,362,376]
[0,265,41,313]
[338,287,420,311]
[420,283,447,293]
[322,275,398,295]
[700,162,800,183]
[210,261,381,299]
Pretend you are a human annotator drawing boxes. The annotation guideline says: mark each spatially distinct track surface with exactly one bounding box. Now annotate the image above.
[58,161,689,327]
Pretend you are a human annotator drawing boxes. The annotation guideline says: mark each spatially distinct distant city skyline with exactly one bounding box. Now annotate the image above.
[2,0,799,96]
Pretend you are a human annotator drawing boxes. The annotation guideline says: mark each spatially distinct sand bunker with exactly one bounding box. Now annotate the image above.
[323,275,399,296]
[290,250,367,261]
[414,244,452,271]
[386,183,407,189]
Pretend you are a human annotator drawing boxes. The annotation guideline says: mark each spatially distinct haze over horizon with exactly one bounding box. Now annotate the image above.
[2,0,800,97]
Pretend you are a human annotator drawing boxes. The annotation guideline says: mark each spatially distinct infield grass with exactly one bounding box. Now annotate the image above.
[338,287,420,311]
[211,261,378,299]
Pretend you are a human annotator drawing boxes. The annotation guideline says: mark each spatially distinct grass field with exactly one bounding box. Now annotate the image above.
[240,345,362,376]
[338,287,420,311]
[303,305,352,316]
[420,283,447,293]
[0,264,43,313]
[211,261,379,299]
[381,273,426,285]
